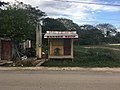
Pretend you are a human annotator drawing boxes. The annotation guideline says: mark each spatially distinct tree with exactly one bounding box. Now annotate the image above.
[0,1,46,43]
[42,18,67,33]
[115,32,120,37]
[0,1,8,7]
[57,18,80,31]
[77,24,104,45]
[96,23,117,37]
[79,24,97,31]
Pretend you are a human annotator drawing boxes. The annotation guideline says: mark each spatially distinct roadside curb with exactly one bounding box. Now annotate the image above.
[0,67,120,72]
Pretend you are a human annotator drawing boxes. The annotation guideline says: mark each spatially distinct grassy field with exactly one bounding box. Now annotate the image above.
[43,45,120,67]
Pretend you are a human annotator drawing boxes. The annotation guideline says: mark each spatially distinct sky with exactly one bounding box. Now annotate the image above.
[2,0,120,30]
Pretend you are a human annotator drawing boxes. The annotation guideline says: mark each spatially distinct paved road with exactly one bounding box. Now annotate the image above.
[0,70,120,90]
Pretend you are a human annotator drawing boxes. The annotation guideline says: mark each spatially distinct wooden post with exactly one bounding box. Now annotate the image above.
[36,23,39,58]
[0,39,2,60]
[36,23,42,59]
[39,23,42,59]
[48,39,50,60]
[71,39,73,59]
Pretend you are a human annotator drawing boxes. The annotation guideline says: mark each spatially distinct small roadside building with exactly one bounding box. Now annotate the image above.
[44,31,78,59]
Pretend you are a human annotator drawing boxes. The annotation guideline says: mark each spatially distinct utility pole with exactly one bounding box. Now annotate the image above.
[36,22,42,59]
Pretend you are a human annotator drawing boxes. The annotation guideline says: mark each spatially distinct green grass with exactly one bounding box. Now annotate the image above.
[43,45,120,67]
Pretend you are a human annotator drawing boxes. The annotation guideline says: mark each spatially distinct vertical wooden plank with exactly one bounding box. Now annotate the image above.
[48,39,50,59]
[71,39,73,59]
[64,39,71,55]
[50,39,53,55]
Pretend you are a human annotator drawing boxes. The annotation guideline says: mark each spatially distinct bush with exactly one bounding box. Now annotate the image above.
[14,60,33,67]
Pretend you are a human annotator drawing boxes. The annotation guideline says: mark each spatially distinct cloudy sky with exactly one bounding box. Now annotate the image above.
[2,0,120,28]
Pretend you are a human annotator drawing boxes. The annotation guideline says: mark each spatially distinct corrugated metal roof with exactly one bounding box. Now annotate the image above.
[44,31,78,38]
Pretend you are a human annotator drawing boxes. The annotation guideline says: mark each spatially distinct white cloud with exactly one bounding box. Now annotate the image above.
[102,6,120,12]
[2,0,120,25]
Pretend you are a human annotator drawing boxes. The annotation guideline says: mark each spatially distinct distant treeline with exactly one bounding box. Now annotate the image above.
[0,1,120,45]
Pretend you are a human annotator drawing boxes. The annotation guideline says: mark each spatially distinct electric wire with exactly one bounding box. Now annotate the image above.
[55,0,120,7]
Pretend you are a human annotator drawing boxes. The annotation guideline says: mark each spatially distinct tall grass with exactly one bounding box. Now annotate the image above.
[43,45,120,67]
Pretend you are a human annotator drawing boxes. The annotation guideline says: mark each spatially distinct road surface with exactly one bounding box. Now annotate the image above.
[0,70,120,90]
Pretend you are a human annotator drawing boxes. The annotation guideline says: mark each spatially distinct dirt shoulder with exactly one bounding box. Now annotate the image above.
[0,67,120,72]
[84,46,120,51]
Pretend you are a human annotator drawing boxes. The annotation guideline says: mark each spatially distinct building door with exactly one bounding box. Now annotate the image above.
[64,39,71,55]
[1,40,12,60]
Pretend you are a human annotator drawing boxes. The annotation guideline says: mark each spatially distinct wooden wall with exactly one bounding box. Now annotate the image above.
[49,39,64,56]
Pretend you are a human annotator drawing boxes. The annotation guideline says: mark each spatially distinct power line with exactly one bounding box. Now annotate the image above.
[80,19,120,22]
[79,20,120,25]
[94,18,120,22]
[55,0,120,7]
